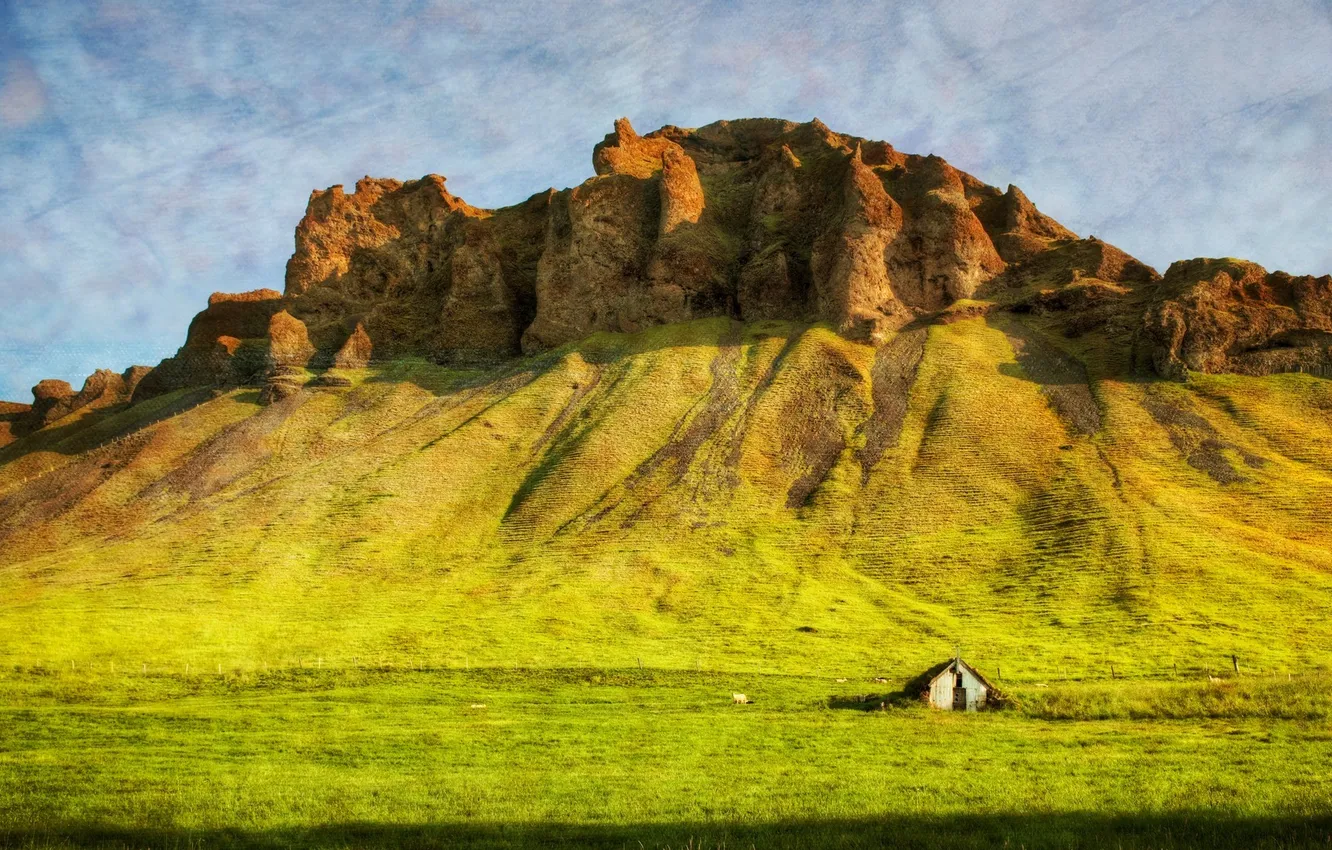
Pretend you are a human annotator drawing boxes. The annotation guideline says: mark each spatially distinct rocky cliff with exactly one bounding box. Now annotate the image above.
[7,117,1330,431]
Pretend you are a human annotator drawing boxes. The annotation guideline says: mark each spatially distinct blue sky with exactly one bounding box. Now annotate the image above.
[1,0,1330,401]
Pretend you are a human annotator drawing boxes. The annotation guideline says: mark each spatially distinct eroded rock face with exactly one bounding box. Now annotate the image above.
[658,146,704,236]
[95,114,1328,416]
[29,379,74,425]
[128,117,1084,389]
[810,147,905,340]
[439,233,523,358]
[986,184,1079,263]
[0,401,31,448]
[521,173,660,350]
[592,117,680,179]
[1144,258,1332,379]
[284,176,475,298]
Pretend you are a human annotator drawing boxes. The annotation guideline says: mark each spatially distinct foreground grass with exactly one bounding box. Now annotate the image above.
[1,669,1330,849]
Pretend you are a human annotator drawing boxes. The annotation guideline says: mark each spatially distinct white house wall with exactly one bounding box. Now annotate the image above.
[927,664,989,710]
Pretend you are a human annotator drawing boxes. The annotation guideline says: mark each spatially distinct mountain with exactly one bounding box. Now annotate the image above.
[2,118,1330,676]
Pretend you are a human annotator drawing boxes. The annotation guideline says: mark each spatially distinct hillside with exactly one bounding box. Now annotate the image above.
[2,118,1331,678]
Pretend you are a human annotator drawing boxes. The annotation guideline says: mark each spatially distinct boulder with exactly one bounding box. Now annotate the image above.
[332,322,373,369]
[266,310,316,370]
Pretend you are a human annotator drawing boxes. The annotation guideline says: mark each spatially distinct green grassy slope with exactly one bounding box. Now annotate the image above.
[2,313,1330,679]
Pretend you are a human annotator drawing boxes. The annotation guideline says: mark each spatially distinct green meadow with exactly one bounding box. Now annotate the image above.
[2,668,1331,849]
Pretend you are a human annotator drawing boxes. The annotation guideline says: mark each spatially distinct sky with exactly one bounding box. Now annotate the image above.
[1,0,1330,402]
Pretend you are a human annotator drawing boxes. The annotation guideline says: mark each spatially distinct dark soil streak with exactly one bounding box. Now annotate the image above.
[140,392,308,502]
[722,328,807,472]
[501,365,628,532]
[0,433,151,542]
[784,345,863,510]
[1141,393,1262,484]
[530,368,605,457]
[626,324,744,489]
[1003,322,1102,437]
[854,327,927,483]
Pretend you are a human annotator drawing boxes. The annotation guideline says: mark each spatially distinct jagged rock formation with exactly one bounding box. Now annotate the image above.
[0,366,151,445]
[7,117,1330,427]
[144,116,1080,391]
[1144,258,1332,379]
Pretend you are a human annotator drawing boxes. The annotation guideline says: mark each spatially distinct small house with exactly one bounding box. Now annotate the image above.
[921,655,997,711]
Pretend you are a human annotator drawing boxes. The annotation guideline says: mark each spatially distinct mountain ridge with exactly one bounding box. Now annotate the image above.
[5,117,1329,440]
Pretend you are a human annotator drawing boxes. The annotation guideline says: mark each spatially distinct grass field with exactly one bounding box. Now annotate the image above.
[2,668,1331,849]
[3,314,1332,846]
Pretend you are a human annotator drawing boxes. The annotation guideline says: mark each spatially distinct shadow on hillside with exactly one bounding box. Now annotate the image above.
[7,813,1330,849]
[0,387,219,463]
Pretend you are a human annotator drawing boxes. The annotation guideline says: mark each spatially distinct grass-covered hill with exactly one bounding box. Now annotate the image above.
[3,117,1330,686]
[3,302,1330,679]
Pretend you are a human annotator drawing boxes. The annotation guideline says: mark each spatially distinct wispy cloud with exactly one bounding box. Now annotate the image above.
[1,0,1329,400]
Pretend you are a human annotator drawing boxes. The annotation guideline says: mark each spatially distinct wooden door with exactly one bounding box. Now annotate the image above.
[952,687,967,710]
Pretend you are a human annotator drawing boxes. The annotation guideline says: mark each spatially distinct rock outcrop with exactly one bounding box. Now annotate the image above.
[5,366,152,439]
[266,311,316,370]
[125,117,1090,395]
[0,401,31,447]
[133,289,284,400]
[9,115,1326,437]
[332,323,373,370]
[1144,258,1332,379]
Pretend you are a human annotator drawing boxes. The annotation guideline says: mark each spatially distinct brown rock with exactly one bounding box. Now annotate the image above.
[257,372,305,405]
[747,144,803,252]
[266,310,316,370]
[738,248,802,321]
[0,400,30,448]
[884,157,1007,310]
[27,379,75,429]
[143,116,1309,392]
[522,174,660,351]
[12,365,149,435]
[1144,258,1332,379]
[121,365,153,396]
[987,184,1078,263]
[811,147,905,340]
[332,322,373,369]
[186,289,285,349]
[438,235,522,357]
[592,117,677,179]
[658,146,704,235]
[284,176,476,297]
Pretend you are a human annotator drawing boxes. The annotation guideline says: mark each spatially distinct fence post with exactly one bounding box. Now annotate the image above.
[1232,654,1240,676]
